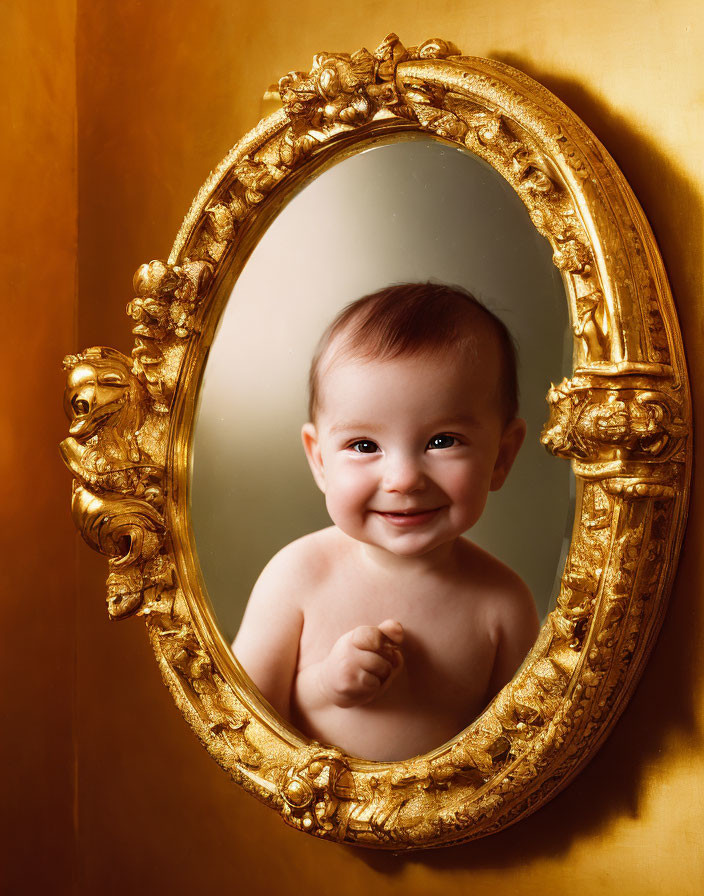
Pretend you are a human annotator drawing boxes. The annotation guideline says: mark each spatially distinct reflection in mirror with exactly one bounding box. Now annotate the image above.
[191,138,573,759]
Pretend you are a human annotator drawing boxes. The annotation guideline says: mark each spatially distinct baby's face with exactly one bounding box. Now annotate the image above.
[302,342,525,560]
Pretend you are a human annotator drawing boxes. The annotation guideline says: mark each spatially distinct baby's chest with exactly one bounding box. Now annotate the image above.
[298,586,497,687]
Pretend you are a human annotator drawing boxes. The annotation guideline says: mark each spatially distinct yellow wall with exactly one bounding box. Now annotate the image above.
[1,3,77,893]
[5,1,703,893]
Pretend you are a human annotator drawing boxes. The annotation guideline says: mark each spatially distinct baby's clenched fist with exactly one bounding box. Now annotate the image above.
[320,619,404,708]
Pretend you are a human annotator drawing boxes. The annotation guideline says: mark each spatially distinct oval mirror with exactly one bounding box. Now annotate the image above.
[62,35,691,848]
[191,137,573,760]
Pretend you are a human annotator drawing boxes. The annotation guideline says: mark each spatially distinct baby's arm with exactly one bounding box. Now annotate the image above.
[232,548,305,720]
[294,619,404,712]
[485,580,540,700]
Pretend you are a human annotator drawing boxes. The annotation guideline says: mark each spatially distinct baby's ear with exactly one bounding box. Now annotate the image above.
[490,417,526,491]
[301,422,326,493]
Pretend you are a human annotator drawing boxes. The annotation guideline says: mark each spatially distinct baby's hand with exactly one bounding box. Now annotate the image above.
[320,619,404,708]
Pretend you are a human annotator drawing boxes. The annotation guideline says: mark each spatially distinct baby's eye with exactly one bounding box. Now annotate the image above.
[349,440,379,454]
[427,433,457,450]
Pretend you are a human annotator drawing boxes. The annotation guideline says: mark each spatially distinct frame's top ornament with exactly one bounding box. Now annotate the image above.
[278,34,459,130]
[61,35,691,848]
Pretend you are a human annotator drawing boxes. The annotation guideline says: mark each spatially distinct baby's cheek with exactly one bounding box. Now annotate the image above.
[450,466,493,520]
[328,468,376,523]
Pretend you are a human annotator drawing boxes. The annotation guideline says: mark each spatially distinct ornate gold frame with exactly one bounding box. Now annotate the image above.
[61,35,691,848]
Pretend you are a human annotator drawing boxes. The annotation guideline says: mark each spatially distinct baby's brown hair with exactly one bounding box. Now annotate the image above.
[308,282,519,424]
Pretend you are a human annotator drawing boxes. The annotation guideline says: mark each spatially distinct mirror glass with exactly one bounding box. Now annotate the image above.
[190,136,573,757]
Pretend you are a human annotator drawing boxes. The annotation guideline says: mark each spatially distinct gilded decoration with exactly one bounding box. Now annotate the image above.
[61,35,691,847]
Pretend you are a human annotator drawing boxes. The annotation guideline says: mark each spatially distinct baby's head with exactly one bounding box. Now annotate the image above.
[308,282,518,426]
[302,283,526,558]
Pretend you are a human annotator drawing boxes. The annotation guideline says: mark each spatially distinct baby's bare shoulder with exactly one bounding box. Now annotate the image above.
[233,528,340,653]
[457,538,537,623]
[255,526,341,593]
[457,541,540,691]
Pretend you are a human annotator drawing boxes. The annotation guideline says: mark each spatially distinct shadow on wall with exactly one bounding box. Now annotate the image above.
[348,56,704,874]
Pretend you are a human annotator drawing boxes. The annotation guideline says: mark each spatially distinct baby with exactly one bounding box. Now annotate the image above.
[233,283,539,761]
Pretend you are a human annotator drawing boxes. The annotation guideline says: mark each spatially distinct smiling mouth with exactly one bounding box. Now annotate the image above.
[373,508,444,526]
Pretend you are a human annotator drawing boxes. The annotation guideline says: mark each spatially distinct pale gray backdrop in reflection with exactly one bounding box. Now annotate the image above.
[191,138,573,643]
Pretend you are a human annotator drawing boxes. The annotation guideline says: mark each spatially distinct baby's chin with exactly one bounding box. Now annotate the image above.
[333,522,462,560]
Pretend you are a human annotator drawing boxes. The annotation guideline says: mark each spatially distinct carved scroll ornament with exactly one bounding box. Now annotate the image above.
[62,35,691,848]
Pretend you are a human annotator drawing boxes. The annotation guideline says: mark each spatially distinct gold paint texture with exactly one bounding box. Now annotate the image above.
[5,0,702,891]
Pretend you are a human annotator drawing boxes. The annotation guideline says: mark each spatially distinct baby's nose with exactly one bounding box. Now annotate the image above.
[382,454,426,493]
